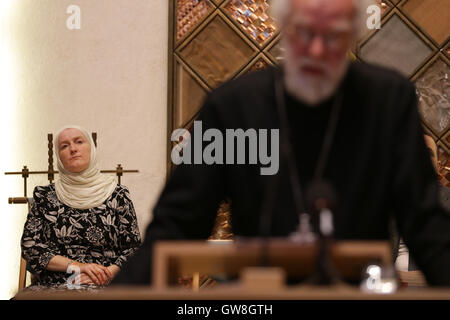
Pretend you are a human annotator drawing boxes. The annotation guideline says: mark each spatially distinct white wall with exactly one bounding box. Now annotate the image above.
[0,0,168,299]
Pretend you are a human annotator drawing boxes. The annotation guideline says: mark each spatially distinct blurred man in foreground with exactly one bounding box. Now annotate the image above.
[114,0,450,286]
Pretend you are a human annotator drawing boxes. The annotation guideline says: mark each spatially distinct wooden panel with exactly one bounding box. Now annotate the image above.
[401,0,450,45]
[266,38,284,63]
[15,286,450,300]
[360,13,433,77]
[174,60,208,128]
[152,240,392,289]
[211,0,226,6]
[178,14,257,88]
[445,42,450,60]
[398,270,427,287]
[237,53,273,77]
[377,0,392,15]
[443,130,450,150]
[244,56,270,75]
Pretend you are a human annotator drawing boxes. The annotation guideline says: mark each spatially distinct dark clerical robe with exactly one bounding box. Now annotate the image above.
[114,62,450,286]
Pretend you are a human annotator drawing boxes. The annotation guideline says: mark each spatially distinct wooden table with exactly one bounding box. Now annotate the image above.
[14,284,450,300]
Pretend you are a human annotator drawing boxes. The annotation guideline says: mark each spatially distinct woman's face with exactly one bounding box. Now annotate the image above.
[58,128,91,173]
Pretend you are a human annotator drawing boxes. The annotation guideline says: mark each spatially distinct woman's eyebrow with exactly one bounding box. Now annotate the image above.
[59,139,69,146]
[59,136,84,146]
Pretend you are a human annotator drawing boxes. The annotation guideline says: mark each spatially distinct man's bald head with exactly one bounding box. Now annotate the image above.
[290,0,355,23]
[272,0,375,38]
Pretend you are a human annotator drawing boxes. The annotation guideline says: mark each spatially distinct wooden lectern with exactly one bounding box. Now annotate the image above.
[152,239,393,290]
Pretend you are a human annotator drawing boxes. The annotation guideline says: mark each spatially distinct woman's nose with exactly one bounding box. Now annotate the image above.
[69,143,78,153]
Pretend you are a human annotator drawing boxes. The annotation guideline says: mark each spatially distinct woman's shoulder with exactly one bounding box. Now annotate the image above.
[32,184,58,204]
[113,184,130,195]
[111,184,133,200]
[32,184,55,197]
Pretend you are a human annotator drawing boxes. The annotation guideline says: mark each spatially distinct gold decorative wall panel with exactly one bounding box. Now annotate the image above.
[401,0,450,46]
[168,0,450,237]
[169,0,278,155]
[377,0,392,15]
[439,130,450,158]
[445,43,450,60]
[443,131,450,148]
[243,55,270,75]
[209,200,233,240]
[168,0,281,243]
[178,14,257,88]
[176,0,214,44]
[437,142,450,187]
[224,0,278,47]
[266,37,283,63]
[360,13,433,77]
[211,0,226,6]
[174,60,209,128]
[415,57,450,137]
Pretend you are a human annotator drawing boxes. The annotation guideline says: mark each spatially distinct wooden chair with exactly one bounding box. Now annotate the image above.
[16,197,34,290]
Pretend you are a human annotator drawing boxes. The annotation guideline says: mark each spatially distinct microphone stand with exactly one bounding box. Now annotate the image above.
[312,209,338,285]
[306,181,341,286]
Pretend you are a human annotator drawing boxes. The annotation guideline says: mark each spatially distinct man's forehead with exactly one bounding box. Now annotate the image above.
[290,0,355,22]
[290,14,353,31]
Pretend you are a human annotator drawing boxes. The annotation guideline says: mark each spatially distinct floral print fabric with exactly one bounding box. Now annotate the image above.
[21,184,141,286]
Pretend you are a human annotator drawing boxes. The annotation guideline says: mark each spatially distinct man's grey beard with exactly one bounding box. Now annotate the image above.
[283,49,350,106]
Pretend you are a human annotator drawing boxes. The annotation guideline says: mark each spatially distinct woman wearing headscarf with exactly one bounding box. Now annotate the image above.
[21,125,141,287]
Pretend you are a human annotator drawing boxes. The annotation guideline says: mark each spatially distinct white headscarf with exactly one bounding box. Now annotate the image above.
[54,125,117,210]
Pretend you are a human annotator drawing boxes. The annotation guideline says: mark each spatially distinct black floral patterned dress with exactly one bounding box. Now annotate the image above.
[21,184,141,287]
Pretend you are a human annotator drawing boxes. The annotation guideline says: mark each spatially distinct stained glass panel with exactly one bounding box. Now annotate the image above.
[224,0,278,46]
[176,0,214,43]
